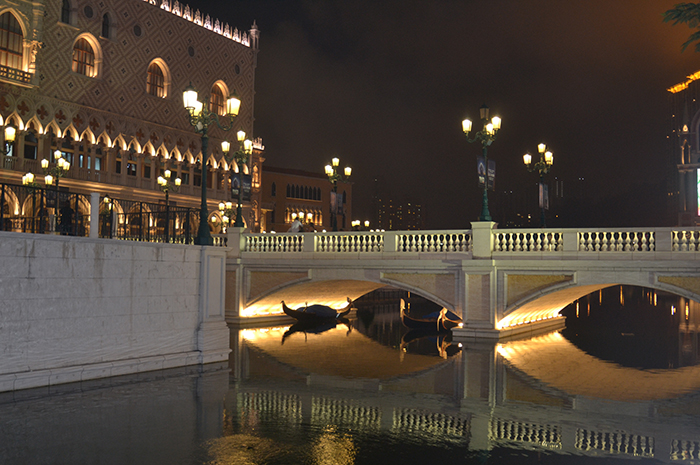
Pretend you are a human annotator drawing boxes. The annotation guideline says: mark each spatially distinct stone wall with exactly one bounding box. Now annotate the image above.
[0,232,230,392]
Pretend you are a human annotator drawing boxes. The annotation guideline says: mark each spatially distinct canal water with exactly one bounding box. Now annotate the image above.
[1,286,699,464]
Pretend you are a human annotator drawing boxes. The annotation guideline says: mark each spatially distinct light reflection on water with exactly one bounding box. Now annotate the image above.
[1,288,700,464]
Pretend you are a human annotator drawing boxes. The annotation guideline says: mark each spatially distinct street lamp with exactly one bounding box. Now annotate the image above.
[22,172,39,233]
[462,104,502,222]
[41,150,70,232]
[324,157,351,231]
[1,125,16,155]
[223,130,253,228]
[523,142,554,227]
[182,82,241,245]
[102,194,114,238]
[157,169,181,242]
[218,201,234,232]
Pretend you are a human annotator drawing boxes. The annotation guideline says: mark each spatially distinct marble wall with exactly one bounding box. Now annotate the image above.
[0,232,229,392]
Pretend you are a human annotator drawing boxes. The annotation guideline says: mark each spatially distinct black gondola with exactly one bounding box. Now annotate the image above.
[399,298,461,331]
[281,298,353,321]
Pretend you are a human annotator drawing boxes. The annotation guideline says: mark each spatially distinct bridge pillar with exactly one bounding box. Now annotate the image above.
[460,341,497,451]
[225,228,247,322]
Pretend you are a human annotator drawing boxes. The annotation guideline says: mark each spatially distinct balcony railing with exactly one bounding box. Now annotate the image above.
[0,64,32,84]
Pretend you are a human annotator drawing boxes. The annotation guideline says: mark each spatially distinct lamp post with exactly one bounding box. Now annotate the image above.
[223,130,253,228]
[1,125,16,155]
[21,172,39,233]
[523,143,554,227]
[218,201,234,233]
[324,157,351,231]
[102,194,114,238]
[462,104,502,222]
[182,82,241,245]
[157,169,181,242]
[41,150,70,233]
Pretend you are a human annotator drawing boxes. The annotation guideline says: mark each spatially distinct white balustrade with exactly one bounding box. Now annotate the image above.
[316,232,384,252]
[235,227,700,257]
[578,230,655,252]
[493,230,563,252]
[245,233,304,252]
[396,231,471,253]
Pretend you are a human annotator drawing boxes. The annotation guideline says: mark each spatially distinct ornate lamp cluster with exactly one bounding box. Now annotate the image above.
[462,104,502,222]
[157,169,181,241]
[223,130,253,228]
[41,150,71,189]
[182,82,241,245]
[324,157,351,231]
[218,201,234,231]
[523,143,554,227]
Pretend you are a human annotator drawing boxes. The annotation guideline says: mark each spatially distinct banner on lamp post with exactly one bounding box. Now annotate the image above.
[539,183,549,210]
[477,157,496,190]
[231,173,252,201]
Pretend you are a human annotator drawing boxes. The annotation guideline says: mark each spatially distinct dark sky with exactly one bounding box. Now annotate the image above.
[189,0,700,229]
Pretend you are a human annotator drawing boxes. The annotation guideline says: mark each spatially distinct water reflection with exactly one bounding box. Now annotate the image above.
[2,288,700,464]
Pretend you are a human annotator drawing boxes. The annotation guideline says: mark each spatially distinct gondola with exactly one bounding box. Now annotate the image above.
[281,317,352,344]
[281,298,353,321]
[399,298,461,331]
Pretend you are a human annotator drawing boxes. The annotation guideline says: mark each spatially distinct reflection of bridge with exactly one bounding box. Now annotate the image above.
[230,326,700,463]
[223,223,700,338]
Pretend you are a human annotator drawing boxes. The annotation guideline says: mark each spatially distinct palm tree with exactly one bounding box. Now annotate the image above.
[664,2,700,52]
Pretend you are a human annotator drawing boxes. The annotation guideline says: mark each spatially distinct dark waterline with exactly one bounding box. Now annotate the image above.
[1,286,699,464]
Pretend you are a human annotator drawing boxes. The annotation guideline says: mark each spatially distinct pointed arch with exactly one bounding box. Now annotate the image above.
[96,131,112,148]
[113,134,127,150]
[80,127,95,144]
[127,138,141,153]
[62,124,79,141]
[5,112,25,130]
[25,115,43,134]
[142,141,155,157]
[44,120,61,138]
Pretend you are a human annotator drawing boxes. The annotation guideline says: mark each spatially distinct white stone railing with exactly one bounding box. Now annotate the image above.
[230,226,700,258]
[578,230,655,252]
[672,229,700,251]
[245,233,304,252]
[395,230,472,252]
[493,231,564,252]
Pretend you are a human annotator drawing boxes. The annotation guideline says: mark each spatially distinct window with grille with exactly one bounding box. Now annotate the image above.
[0,12,23,70]
[209,85,224,115]
[146,62,164,97]
[72,38,95,76]
[61,0,71,24]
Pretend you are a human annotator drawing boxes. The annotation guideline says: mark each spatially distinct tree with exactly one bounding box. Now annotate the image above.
[664,3,700,52]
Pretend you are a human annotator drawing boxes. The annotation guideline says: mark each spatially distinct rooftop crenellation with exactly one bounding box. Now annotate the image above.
[146,0,253,47]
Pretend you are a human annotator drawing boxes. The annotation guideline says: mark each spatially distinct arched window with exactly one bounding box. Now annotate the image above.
[23,131,37,160]
[72,38,95,76]
[61,0,71,24]
[286,184,291,197]
[271,182,276,197]
[146,62,164,97]
[101,13,110,38]
[209,84,224,116]
[0,12,23,70]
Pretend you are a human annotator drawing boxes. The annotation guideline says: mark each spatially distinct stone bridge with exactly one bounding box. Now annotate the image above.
[223,222,700,339]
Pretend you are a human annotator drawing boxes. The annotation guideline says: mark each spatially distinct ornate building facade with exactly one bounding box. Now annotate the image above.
[669,71,700,226]
[261,165,353,233]
[0,0,264,233]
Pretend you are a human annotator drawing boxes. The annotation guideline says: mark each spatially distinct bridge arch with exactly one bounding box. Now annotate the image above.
[500,271,700,330]
[236,268,456,318]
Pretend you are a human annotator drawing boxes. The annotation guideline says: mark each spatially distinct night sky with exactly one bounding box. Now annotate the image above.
[188,0,700,229]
